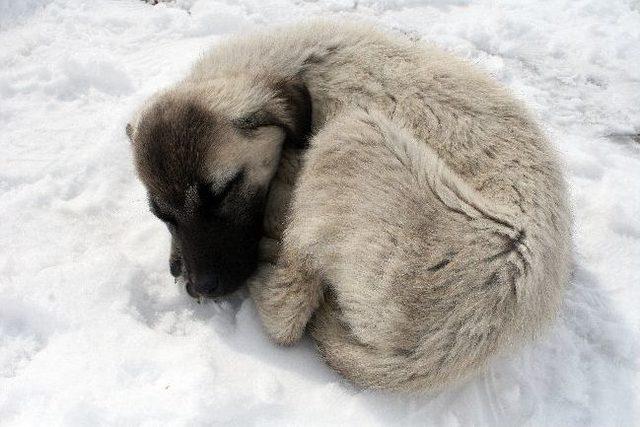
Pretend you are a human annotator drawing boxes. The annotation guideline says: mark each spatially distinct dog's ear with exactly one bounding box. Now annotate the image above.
[232,77,312,148]
[272,77,312,148]
[125,122,134,143]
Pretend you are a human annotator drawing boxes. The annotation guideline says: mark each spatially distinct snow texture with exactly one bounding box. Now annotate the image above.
[1,0,639,425]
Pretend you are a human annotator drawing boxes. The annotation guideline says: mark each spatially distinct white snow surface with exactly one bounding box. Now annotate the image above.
[1,0,639,425]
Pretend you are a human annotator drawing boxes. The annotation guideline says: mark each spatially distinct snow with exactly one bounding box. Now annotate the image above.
[1,0,639,424]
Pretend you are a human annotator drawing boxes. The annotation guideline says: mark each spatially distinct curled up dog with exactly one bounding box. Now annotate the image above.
[127,20,572,392]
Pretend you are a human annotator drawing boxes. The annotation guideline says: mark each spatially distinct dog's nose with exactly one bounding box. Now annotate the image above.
[186,273,223,298]
[169,257,182,277]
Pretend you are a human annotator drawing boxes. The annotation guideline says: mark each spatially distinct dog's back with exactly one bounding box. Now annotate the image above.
[285,107,570,391]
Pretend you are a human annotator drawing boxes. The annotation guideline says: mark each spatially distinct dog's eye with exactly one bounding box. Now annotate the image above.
[149,198,177,225]
[199,171,244,211]
[234,111,281,131]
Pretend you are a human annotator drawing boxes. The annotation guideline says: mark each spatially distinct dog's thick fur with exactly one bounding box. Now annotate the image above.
[129,20,572,392]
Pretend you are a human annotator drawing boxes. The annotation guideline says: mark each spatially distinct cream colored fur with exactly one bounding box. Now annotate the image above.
[147,20,572,392]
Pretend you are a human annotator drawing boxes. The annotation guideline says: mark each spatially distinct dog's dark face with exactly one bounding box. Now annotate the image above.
[128,78,311,298]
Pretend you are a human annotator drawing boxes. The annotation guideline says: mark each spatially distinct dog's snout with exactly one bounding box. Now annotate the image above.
[185,281,199,298]
[186,272,224,298]
[169,257,182,277]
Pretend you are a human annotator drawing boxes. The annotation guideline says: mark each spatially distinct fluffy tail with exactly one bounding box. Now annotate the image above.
[309,111,561,392]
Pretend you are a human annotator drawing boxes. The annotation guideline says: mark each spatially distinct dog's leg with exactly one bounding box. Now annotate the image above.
[250,144,319,345]
[249,252,323,346]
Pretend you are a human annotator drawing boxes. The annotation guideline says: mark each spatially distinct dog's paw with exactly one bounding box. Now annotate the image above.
[257,237,281,265]
[248,262,320,346]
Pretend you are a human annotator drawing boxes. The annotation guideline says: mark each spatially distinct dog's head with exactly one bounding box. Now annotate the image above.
[127,76,311,298]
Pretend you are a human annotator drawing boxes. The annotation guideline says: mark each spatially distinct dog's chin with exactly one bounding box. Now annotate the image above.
[174,275,243,301]
[174,276,202,301]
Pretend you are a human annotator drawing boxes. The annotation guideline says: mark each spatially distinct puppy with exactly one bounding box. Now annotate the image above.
[128,20,572,392]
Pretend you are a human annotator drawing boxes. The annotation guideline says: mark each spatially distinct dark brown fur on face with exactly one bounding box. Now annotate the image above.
[135,99,218,206]
[128,79,312,298]
[131,96,264,297]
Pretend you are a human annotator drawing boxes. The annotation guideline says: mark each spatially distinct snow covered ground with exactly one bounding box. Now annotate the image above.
[1,0,639,424]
